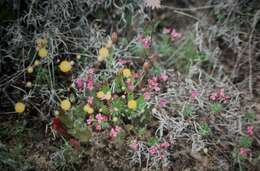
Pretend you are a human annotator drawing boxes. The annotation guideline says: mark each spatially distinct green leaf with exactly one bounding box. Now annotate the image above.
[198,123,211,136]
[244,111,256,122]
[211,103,222,113]
[75,128,92,143]
[59,114,73,129]
[137,95,145,110]
[239,136,253,148]
[101,122,110,129]
[112,98,125,116]
[147,137,159,146]
[183,103,194,117]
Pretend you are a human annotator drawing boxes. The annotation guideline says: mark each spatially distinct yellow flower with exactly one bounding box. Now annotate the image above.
[128,99,137,110]
[38,48,48,58]
[96,91,104,98]
[27,66,34,73]
[33,60,40,66]
[60,99,71,111]
[83,104,94,114]
[26,81,32,88]
[98,47,109,61]
[15,102,25,113]
[122,68,131,78]
[59,60,72,73]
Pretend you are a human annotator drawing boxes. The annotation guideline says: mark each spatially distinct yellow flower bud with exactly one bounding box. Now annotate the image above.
[128,99,137,110]
[98,47,109,61]
[26,81,32,88]
[83,104,94,114]
[33,60,40,66]
[15,102,25,113]
[122,68,131,78]
[27,66,34,73]
[38,48,48,58]
[60,99,71,111]
[97,91,104,98]
[59,60,72,73]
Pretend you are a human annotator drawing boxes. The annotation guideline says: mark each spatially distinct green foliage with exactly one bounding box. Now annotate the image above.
[51,141,83,171]
[243,111,256,122]
[183,103,194,117]
[239,136,253,148]
[211,103,222,113]
[198,123,211,136]
[147,137,159,146]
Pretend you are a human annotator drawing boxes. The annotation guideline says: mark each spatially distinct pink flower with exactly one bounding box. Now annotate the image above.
[110,126,122,138]
[87,68,95,75]
[129,139,139,151]
[144,92,151,101]
[87,96,94,105]
[239,148,250,157]
[126,79,134,91]
[160,142,170,149]
[191,90,199,99]
[96,124,102,131]
[118,59,129,65]
[75,78,84,90]
[163,27,171,34]
[139,36,151,49]
[133,72,141,79]
[247,126,254,136]
[219,88,225,98]
[86,77,94,91]
[148,77,160,91]
[86,116,94,125]
[170,29,182,41]
[159,98,169,107]
[149,145,159,155]
[159,73,168,81]
[95,114,108,123]
[209,92,218,101]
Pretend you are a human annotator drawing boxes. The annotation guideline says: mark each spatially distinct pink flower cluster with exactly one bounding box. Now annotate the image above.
[144,92,151,100]
[86,114,108,131]
[75,68,95,91]
[147,73,168,92]
[86,115,94,125]
[110,126,122,138]
[159,98,169,107]
[191,90,199,99]
[87,96,94,105]
[163,27,182,41]
[117,59,132,65]
[239,147,250,157]
[139,36,151,49]
[247,126,254,136]
[148,142,171,156]
[126,79,134,91]
[96,113,108,123]
[209,89,229,102]
[148,77,160,91]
